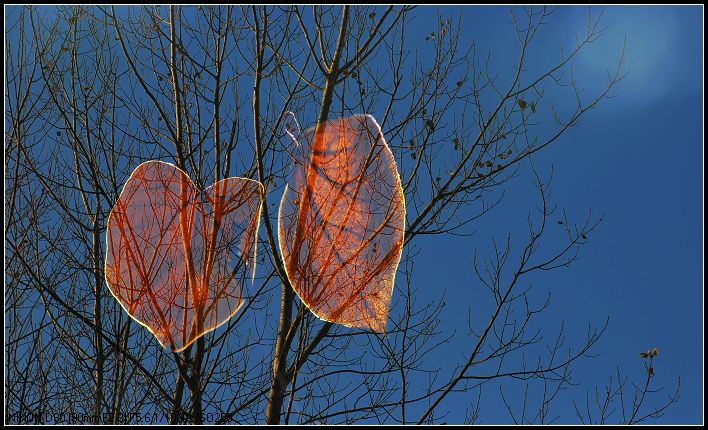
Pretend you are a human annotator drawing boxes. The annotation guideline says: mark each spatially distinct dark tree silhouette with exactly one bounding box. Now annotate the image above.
[5,5,679,425]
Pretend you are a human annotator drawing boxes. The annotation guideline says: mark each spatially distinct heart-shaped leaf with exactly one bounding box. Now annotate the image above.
[105,161,263,351]
[278,115,405,332]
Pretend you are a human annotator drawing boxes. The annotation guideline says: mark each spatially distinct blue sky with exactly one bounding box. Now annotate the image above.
[5,5,702,424]
[400,5,702,423]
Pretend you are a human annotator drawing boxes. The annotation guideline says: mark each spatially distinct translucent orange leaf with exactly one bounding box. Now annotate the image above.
[278,115,405,332]
[105,161,263,351]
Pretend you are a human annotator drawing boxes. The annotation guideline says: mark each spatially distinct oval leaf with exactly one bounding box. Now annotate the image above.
[105,161,263,351]
[278,115,405,332]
